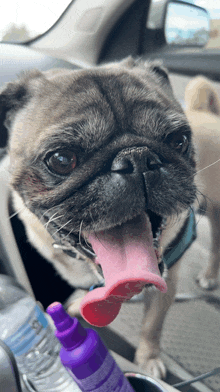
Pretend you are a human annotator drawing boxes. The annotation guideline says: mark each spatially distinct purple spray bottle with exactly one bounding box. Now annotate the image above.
[47,302,135,392]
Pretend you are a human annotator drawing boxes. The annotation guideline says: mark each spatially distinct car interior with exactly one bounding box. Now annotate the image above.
[0,0,220,391]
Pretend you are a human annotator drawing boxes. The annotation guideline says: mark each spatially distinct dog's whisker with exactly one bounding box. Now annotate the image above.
[194,211,203,228]
[78,220,91,250]
[196,188,216,210]
[80,226,93,250]
[78,221,84,245]
[44,212,64,230]
[195,190,207,210]
[194,157,220,176]
[40,205,59,222]
[9,204,28,219]
[78,220,92,250]
[62,227,74,241]
[88,210,109,251]
[53,218,73,236]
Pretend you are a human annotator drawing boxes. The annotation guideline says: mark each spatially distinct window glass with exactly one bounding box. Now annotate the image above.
[182,0,220,49]
[0,0,72,42]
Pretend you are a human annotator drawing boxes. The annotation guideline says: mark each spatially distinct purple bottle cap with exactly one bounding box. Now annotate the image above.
[47,302,87,350]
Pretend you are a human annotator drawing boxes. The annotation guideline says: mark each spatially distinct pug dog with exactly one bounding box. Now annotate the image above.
[185,75,220,290]
[0,58,197,378]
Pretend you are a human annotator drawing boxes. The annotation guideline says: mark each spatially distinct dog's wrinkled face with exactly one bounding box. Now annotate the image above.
[1,58,197,326]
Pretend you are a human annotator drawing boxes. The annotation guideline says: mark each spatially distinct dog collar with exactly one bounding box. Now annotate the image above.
[163,209,197,269]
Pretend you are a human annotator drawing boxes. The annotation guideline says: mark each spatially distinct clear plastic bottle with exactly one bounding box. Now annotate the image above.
[0,274,81,391]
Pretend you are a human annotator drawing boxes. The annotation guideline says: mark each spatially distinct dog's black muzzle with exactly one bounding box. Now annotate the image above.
[111,147,163,176]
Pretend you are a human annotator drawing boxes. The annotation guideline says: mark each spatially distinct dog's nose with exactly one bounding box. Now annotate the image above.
[111,156,133,173]
[146,155,163,171]
[111,148,162,174]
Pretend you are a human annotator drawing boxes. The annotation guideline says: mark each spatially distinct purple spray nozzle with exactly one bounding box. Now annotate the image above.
[47,302,87,350]
[47,302,72,330]
[47,302,135,390]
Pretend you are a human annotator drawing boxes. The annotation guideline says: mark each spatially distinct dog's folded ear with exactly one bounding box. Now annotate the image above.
[149,61,170,83]
[118,57,173,96]
[0,83,28,149]
[148,61,175,99]
[0,70,46,150]
[121,57,170,80]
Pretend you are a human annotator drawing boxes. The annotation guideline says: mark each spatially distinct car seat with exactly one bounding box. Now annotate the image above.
[0,43,81,306]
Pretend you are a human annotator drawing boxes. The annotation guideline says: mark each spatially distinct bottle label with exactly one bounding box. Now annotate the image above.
[72,352,134,391]
[4,305,48,356]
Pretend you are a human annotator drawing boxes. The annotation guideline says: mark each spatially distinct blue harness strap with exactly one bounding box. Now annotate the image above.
[163,210,197,269]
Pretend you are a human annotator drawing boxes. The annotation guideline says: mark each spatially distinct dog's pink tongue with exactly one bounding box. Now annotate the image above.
[80,214,167,327]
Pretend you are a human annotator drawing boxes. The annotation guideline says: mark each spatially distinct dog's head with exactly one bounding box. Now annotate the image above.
[0,58,197,326]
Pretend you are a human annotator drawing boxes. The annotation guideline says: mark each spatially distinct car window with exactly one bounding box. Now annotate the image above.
[0,0,73,42]
[181,0,220,49]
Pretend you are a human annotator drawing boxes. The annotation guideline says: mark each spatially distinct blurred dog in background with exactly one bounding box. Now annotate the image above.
[185,75,220,290]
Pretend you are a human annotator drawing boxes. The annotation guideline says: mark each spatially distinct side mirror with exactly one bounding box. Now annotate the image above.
[165,1,210,47]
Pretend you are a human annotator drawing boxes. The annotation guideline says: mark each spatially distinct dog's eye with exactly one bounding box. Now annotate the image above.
[167,133,189,154]
[46,150,77,175]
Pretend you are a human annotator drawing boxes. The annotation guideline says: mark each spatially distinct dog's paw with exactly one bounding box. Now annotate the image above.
[134,346,166,379]
[67,297,83,317]
[65,289,88,317]
[140,358,167,380]
[196,273,219,290]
